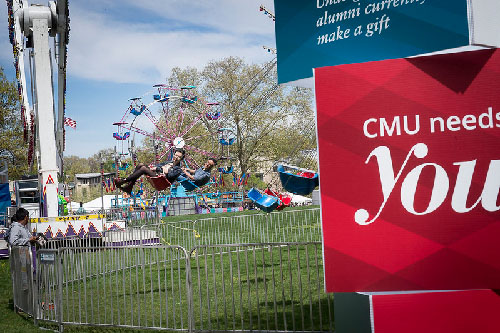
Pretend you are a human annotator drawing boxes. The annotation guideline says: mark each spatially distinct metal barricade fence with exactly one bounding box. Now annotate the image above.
[33,241,333,332]
[10,246,36,316]
[141,208,322,248]
[193,208,322,245]
[37,246,192,331]
[96,207,160,226]
[140,220,198,250]
[37,249,62,329]
[190,242,333,332]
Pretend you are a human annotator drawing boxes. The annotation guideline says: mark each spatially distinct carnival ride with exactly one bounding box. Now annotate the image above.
[276,164,319,196]
[247,188,280,213]
[115,85,220,170]
[111,84,244,215]
[7,0,69,217]
[112,3,318,215]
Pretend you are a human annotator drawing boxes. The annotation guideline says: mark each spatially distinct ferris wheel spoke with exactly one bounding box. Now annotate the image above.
[184,155,201,169]
[122,124,157,139]
[184,144,218,158]
[184,133,214,142]
[157,145,175,162]
[180,111,208,137]
[144,109,173,138]
[175,105,185,137]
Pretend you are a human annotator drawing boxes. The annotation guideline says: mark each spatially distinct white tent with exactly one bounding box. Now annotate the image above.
[68,195,122,212]
[288,194,312,205]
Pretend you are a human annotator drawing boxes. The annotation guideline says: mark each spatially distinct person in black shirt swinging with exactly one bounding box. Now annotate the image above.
[115,149,185,194]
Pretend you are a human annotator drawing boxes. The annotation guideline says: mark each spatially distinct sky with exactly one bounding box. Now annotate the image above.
[0,0,276,158]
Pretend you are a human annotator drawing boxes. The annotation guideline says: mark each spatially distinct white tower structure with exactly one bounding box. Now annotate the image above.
[10,0,69,217]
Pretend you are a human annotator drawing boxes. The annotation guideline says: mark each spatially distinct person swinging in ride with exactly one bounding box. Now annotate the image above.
[115,149,185,194]
[179,157,217,187]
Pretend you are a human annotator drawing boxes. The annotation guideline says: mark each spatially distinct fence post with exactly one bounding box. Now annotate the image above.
[186,248,194,333]
[192,220,198,248]
[30,247,38,326]
[57,250,64,332]
[9,247,18,313]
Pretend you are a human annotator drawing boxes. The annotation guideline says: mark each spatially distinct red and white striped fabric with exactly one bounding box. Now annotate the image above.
[64,117,76,129]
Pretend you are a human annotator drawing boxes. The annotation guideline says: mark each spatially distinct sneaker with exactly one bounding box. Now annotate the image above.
[120,182,134,194]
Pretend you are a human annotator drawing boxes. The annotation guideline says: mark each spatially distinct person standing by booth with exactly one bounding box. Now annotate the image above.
[7,208,38,246]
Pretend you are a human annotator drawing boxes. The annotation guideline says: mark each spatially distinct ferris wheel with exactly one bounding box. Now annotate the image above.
[114,85,224,168]
[7,0,69,217]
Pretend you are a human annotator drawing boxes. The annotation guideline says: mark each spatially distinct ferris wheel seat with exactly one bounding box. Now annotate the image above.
[182,96,197,103]
[276,164,319,196]
[113,132,130,140]
[206,112,222,120]
[154,94,169,101]
[130,106,145,116]
[146,175,172,191]
[247,188,280,213]
[219,138,235,145]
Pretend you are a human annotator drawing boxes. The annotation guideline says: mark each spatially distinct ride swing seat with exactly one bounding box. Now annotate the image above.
[178,178,214,192]
[179,179,198,192]
[146,175,172,191]
[247,188,280,213]
[264,188,291,211]
[276,164,319,196]
[206,111,221,120]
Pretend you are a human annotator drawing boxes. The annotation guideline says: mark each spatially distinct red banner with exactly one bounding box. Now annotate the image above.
[315,49,500,292]
[372,290,500,333]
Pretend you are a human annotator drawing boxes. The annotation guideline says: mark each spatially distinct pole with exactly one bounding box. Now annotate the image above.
[100,153,104,222]
[114,146,118,208]
[153,133,160,224]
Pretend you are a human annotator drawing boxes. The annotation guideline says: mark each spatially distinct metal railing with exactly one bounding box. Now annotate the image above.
[10,246,36,317]
[10,208,332,332]
[140,208,321,249]
[33,242,332,332]
[190,243,333,332]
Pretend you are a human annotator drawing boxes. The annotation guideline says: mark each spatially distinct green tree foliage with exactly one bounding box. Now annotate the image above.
[63,148,117,183]
[63,148,120,203]
[163,57,317,184]
[0,67,30,180]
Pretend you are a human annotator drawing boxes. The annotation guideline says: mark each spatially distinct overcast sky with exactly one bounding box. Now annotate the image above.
[0,0,276,157]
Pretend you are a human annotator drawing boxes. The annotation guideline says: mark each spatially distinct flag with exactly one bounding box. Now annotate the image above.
[64,117,76,129]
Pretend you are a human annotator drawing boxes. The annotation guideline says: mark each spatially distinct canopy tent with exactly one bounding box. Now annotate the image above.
[288,193,312,205]
[68,195,122,212]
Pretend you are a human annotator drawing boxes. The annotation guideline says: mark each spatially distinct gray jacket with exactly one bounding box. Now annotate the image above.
[8,221,32,246]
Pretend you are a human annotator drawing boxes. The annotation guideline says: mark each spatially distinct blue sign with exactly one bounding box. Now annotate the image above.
[274,0,470,84]
[0,183,10,225]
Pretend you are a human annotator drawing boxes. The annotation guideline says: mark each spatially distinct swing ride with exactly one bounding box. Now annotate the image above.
[264,188,292,211]
[111,84,242,215]
[276,164,319,196]
[247,188,280,214]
